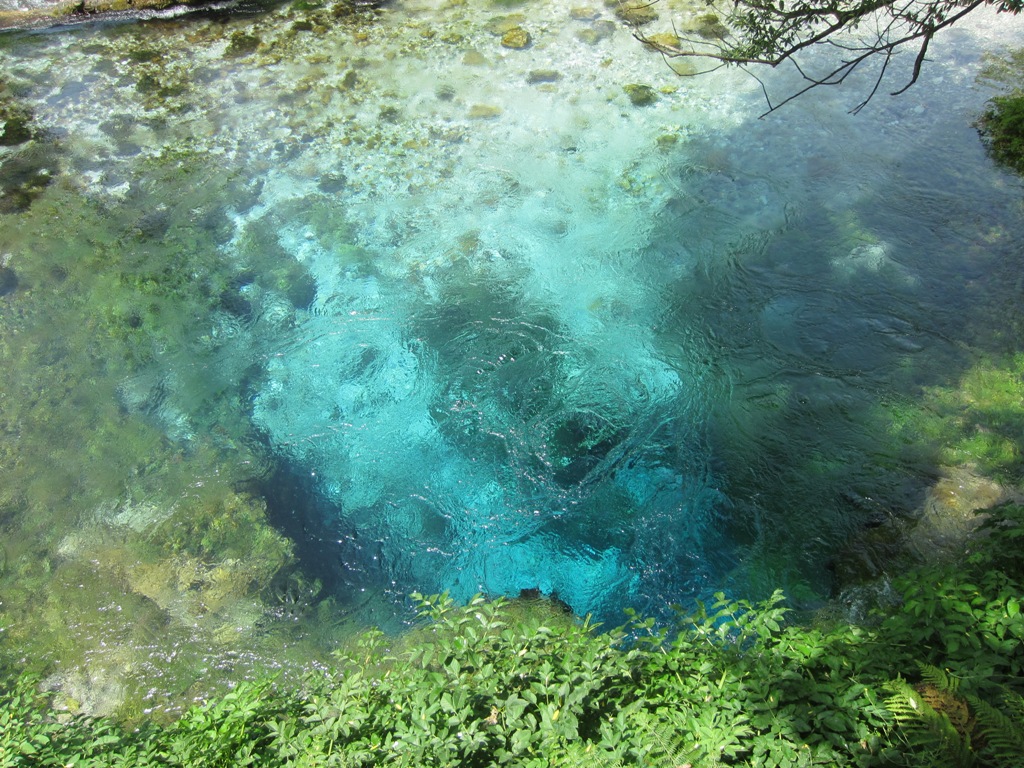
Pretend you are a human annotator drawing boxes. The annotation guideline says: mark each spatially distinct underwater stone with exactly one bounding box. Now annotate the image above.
[569,7,600,21]
[656,133,679,149]
[317,171,347,193]
[136,73,162,94]
[127,48,162,64]
[340,69,359,89]
[690,13,729,40]
[485,14,526,34]
[0,108,32,146]
[500,26,531,48]
[623,83,657,106]
[527,69,561,84]
[613,2,658,25]
[225,32,262,59]
[644,32,679,49]
[576,20,616,45]
[0,265,17,297]
[379,105,401,123]
[468,104,503,119]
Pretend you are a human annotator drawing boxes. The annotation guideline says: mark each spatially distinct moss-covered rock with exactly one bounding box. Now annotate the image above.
[576,20,616,45]
[569,7,600,21]
[468,104,503,119]
[500,26,531,49]
[612,1,658,26]
[225,32,262,59]
[623,83,657,106]
[689,12,729,40]
[644,31,680,49]
[526,69,561,84]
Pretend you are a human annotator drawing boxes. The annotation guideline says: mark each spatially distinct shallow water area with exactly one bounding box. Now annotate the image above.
[2,0,1024,714]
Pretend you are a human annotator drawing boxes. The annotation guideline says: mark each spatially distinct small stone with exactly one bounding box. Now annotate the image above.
[318,172,347,193]
[690,13,729,40]
[500,26,531,48]
[485,13,526,34]
[576,20,616,45]
[623,83,657,106]
[527,69,561,84]
[463,49,488,66]
[614,2,658,25]
[644,32,679,49]
[468,104,502,119]
[339,70,359,90]
[225,32,261,58]
[569,7,599,21]
[379,105,401,123]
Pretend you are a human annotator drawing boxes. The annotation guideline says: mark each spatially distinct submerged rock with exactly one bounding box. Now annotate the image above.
[623,83,657,106]
[0,108,32,146]
[689,12,729,40]
[576,20,616,45]
[644,32,680,49]
[527,69,561,84]
[468,104,503,119]
[500,26,531,49]
[613,1,658,25]
[225,32,262,59]
[569,7,600,21]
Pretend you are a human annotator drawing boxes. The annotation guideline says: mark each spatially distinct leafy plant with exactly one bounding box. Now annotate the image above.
[980,92,1024,174]
[3,502,1024,767]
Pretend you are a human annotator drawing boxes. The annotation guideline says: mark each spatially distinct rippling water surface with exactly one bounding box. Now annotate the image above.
[2,0,1024,711]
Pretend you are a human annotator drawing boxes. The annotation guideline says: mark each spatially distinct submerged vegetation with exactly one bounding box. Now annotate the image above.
[2,503,1024,766]
[980,92,1024,173]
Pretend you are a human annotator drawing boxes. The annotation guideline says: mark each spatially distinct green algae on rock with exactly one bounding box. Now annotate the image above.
[499,25,531,48]
[225,32,263,58]
[623,82,657,106]
[612,0,659,26]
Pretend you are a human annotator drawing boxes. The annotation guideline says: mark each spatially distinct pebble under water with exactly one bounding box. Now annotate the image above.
[2,0,1024,695]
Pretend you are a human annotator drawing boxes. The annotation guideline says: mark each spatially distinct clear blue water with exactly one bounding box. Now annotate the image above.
[2,0,1024,648]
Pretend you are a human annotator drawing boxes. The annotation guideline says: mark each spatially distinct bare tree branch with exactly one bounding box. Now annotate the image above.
[630,0,1019,115]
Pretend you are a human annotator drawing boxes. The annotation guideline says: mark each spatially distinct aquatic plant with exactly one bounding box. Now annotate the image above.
[979,91,1024,173]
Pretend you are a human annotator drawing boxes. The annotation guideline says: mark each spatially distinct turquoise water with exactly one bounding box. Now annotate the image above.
[2,0,1024,693]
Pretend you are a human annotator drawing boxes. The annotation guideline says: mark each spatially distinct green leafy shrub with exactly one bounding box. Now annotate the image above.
[2,505,1023,766]
[980,92,1024,173]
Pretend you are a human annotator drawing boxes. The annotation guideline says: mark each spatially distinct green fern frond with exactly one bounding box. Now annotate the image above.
[965,692,1024,767]
[1002,691,1024,722]
[643,719,708,768]
[554,742,625,768]
[918,663,961,695]
[884,678,978,768]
